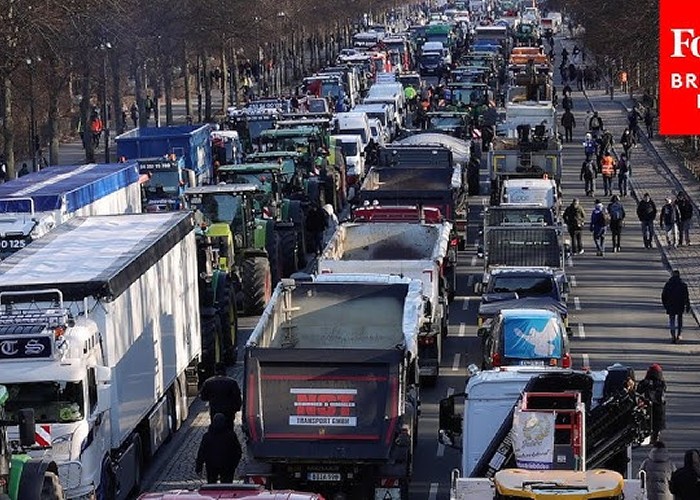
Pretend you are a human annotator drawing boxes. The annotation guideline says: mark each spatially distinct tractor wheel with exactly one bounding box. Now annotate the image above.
[278,228,299,277]
[242,256,272,315]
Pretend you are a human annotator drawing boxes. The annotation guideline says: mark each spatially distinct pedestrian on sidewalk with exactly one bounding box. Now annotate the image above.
[669,449,700,500]
[676,191,693,246]
[637,193,657,248]
[195,413,243,484]
[199,362,242,430]
[617,153,630,197]
[589,200,608,256]
[662,269,690,343]
[637,364,667,443]
[628,108,641,140]
[580,156,597,196]
[561,109,575,142]
[659,197,680,248]
[644,107,655,139]
[561,47,569,65]
[583,132,597,160]
[620,128,636,159]
[130,103,139,128]
[600,152,616,196]
[588,111,603,138]
[639,441,675,500]
[608,195,625,252]
[562,91,573,112]
[17,163,29,178]
[564,198,586,254]
[306,204,328,255]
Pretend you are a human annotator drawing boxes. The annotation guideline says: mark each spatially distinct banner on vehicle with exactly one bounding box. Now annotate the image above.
[512,409,556,469]
[659,0,700,134]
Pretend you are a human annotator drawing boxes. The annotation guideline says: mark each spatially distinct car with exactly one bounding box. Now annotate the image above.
[478,308,571,370]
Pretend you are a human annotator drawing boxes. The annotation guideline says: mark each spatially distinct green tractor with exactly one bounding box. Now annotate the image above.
[185,184,301,316]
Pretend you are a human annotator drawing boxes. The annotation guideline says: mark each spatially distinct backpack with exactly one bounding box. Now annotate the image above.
[609,202,624,221]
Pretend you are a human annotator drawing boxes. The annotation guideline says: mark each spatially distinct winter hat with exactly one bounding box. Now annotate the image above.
[650,363,662,373]
[595,203,603,211]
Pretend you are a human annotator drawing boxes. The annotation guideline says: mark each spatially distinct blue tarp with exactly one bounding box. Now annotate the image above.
[0,163,139,213]
[503,313,563,360]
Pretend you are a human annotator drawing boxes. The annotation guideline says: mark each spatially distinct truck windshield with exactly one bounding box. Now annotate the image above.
[200,194,243,224]
[341,141,359,156]
[491,276,555,296]
[4,381,84,423]
[144,170,180,195]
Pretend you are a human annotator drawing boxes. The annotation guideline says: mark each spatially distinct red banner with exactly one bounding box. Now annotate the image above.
[659,0,700,135]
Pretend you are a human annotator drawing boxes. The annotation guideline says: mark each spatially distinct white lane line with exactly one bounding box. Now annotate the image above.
[436,388,456,457]
[470,255,477,267]
[570,275,577,287]
[452,353,461,371]
[467,275,474,289]
[463,298,471,310]
[582,353,590,370]
[458,323,466,337]
[574,297,581,311]
[578,323,586,339]
[428,482,439,500]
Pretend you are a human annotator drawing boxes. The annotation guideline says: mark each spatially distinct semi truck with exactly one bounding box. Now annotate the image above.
[243,274,423,500]
[0,212,202,499]
[115,124,214,185]
[0,162,141,259]
[317,221,455,385]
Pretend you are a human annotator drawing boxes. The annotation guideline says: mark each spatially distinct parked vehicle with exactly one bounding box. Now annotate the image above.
[243,274,422,500]
[0,212,201,499]
[331,134,366,187]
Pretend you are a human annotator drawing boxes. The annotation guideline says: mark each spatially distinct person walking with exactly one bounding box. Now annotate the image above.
[639,441,675,500]
[669,449,700,500]
[617,153,630,197]
[661,269,691,343]
[588,111,603,137]
[607,195,625,252]
[561,109,575,143]
[620,127,636,159]
[659,197,680,248]
[644,107,655,139]
[600,152,616,196]
[306,204,328,256]
[580,157,597,197]
[637,364,667,443]
[637,193,657,249]
[589,200,608,256]
[199,362,242,429]
[564,198,586,255]
[676,191,693,246]
[195,413,243,484]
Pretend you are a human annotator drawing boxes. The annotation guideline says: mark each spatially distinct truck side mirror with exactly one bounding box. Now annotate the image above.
[95,365,112,383]
[438,394,464,450]
[18,408,35,447]
[96,385,112,415]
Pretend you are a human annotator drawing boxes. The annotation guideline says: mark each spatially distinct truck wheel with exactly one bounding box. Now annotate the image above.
[242,257,272,315]
[277,228,299,277]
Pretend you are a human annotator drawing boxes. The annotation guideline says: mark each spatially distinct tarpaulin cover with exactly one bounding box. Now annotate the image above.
[479,296,567,319]
[0,163,139,214]
[503,313,562,359]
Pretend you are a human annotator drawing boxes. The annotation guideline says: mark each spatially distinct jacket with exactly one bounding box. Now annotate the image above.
[640,447,675,500]
[600,156,615,177]
[659,203,680,227]
[676,197,693,221]
[637,199,657,222]
[561,111,576,128]
[589,205,607,236]
[195,413,243,474]
[200,375,242,416]
[669,450,700,500]
[662,275,690,315]
[564,203,586,230]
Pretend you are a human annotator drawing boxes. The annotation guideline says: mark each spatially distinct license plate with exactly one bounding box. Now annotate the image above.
[519,360,545,366]
[307,472,342,482]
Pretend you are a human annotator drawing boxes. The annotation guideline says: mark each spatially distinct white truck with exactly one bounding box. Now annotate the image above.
[0,212,201,499]
[438,366,652,499]
[317,221,454,385]
[0,162,142,259]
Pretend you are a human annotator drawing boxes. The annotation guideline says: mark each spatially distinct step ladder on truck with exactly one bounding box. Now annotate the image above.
[438,366,653,499]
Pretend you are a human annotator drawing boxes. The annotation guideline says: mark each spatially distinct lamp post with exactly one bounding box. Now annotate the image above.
[25,58,37,172]
[100,42,112,163]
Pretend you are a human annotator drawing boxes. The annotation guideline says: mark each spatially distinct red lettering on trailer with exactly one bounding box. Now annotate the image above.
[295,393,355,417]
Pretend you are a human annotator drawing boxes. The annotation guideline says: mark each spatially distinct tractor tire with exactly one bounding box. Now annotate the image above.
[242,256,272,315]
[277,228,299,278]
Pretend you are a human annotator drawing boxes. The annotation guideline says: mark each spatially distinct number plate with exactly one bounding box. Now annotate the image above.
[519,360,545,366]
[307,472,342,482]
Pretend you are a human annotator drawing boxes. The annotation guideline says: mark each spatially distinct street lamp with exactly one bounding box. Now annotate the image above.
[25,57,39,172]
[100,42,112,163]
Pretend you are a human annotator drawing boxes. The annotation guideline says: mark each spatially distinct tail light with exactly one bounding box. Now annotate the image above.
[419,335,436,346]
[248,476,267,486]
[562,353,572,368]
[379,478,400,488]
[492,352,501,367]
[450,237,459,247]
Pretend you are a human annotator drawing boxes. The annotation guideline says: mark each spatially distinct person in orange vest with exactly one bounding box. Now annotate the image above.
[90,114,104,148]
[600,152,616,196]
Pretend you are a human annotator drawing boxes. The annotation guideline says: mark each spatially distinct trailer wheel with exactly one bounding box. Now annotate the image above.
[242,257,272,315]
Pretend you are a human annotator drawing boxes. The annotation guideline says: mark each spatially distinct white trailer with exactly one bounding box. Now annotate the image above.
[0,162,142,259]
[317,222,453,385]
[0,212,201,499]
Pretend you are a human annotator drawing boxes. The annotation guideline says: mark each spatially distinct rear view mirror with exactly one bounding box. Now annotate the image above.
[18,408,35,447]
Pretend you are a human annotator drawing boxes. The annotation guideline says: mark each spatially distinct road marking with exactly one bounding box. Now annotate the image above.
[428,482,439,500]
[470,256,477,267]
[436,388,456,457]
[458,322,466,337]
[582,353,590,370]
[463,298,471,310]
[467,275,474,289]
[570,275,577,287]
[574,297,581,311]
[578,323,586,339]
[452,353,461,371]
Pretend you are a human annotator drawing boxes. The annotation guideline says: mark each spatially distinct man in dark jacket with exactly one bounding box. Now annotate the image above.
[306,204,328,255]
[662,270,691,343]
[200,362,242,429]
[195,413,243,484]
[636,193,657,249]
[563,198,586,254]
[561,109,575,143]
[669,449,700,500]
[676,191,693,246]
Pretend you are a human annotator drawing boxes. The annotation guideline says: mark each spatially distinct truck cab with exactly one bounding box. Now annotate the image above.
[138,155,193,212]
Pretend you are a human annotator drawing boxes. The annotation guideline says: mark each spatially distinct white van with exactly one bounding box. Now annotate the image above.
[331,134,365,186]
[367,118,388,145]
[364,83,406,128]
[334,112,371,150]
[352,103,395,139]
